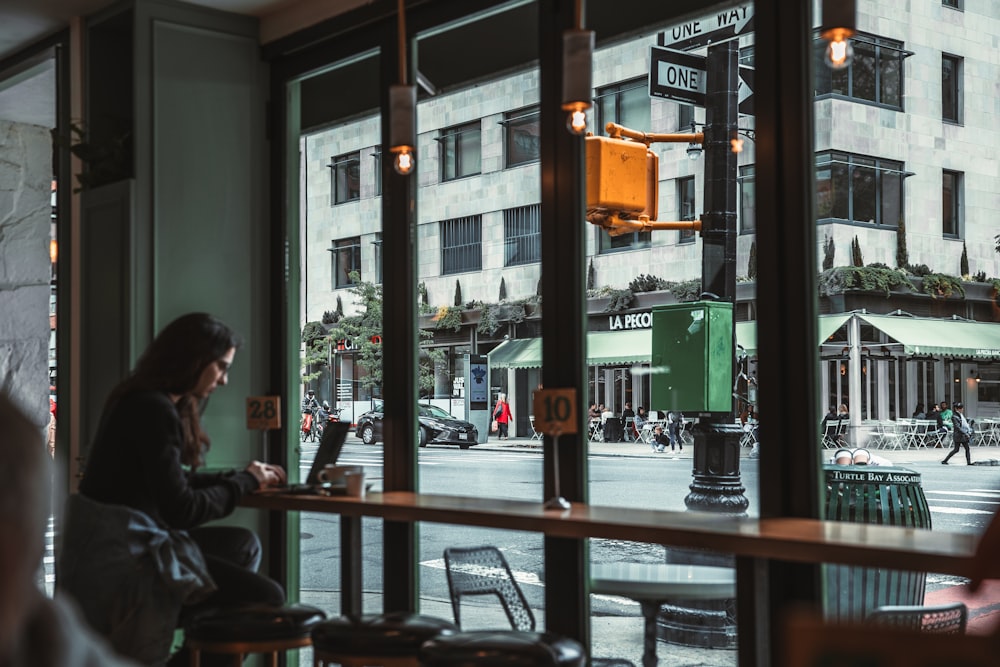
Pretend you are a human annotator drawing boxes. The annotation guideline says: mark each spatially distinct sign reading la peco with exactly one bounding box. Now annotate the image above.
[608,311,652,331]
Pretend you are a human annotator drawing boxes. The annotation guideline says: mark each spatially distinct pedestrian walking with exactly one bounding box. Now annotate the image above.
[942,402,973,465]
[493,393,512,440]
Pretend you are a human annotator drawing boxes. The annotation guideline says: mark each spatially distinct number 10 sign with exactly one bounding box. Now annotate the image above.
[532,388,578,436]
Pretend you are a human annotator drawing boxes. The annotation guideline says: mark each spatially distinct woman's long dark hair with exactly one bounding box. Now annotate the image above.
[106,313,242,468]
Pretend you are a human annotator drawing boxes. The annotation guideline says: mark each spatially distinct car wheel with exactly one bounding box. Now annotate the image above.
[419,426,429,447]
[360,424,376,445]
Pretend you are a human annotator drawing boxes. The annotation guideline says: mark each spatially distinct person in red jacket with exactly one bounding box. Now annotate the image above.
[493,393,513,440]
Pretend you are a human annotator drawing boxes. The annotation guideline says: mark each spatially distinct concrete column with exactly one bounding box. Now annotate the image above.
[0,119,52,430]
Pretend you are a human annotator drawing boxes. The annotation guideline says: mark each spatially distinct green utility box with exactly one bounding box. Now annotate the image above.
[651,302,734,413]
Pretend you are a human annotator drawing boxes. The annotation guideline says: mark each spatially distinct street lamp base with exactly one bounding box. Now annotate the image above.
[683,420,749,515]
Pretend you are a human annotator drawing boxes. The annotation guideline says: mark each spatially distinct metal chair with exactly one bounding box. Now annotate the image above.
[443,546,534,631]
[528,416,543,441]
[868,602,968,634]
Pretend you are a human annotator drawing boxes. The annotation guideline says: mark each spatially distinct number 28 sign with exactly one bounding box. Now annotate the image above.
[246,396,281,430]
[532,388,578,436]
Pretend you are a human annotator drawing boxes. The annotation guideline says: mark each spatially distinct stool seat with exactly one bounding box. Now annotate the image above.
[312,612,458,667]
[186,603,327,642]
[419,630,587,667]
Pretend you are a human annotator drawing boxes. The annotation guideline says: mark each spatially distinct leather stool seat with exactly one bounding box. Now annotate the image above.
[312,612,458,667]
[184,603,326,667]
[420,630,587,667]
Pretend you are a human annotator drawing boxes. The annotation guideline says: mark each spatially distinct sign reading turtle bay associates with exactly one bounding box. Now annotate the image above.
[658,3,754,52]
[649,47,707,106]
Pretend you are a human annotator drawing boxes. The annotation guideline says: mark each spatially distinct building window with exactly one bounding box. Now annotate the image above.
[372,146,382,196]
[678,176,696,244]
[815,151,905,227]
[504,205,541,266]
[372,233,383,284]
[942,170,962,237]
[439,122,482,181]
[942,0,962,9]
[942,54,962,124]
[814,33,907,110]
[504,106,540,168]
[330,237,361,288]
[329,152,360,205]
[677,104,694,132]
[441,215,482,274]
[596,78,650,135]
[739,165,755,234]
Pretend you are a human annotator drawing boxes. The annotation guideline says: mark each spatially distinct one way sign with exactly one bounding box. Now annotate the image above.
[649,46,755,116]
[738,66,753,116]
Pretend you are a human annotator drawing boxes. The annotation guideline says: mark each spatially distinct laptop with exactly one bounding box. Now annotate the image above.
[273,421,352,494]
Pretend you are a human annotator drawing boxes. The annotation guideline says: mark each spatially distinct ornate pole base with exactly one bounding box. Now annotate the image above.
[684,419,749,515]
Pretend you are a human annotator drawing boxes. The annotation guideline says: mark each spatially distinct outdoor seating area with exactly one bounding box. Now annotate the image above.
[863,418,1000,450]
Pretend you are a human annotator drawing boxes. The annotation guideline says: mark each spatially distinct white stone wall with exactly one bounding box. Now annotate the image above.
[0,120,53,428]
[301,1,1000,321]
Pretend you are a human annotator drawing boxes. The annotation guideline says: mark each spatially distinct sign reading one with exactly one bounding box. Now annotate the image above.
[649,47,707,107]
[532,388,578,436]
[246,395,281,430]
[658,3,754,52]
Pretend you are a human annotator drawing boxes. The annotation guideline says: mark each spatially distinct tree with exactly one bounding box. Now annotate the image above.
[454,279,463,307]
[316,273,441,396]
[499,276,507,301]
[823,235,835,271]
[895,218,908,269]
[961,241,970,278]
[747,241,758,280]
[851,236,864,267]
[300,321,329,384]
[587,258,596,290]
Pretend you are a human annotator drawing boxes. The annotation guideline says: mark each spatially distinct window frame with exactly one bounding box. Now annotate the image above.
[942,53,963,124]
[942,169,963,238]
[814,32,909,111]
[328,152,361,205]
[440,215,483,275]
[677,175,697,244]
[503,106,541,168]
[815,151,906,228]
[739,165,756,234]
[438,121,482,182]
[329,236,362,289]
[503,204,541,267]
[595,77,650,137]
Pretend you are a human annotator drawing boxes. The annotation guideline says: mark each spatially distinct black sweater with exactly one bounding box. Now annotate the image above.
[79,390,259,530]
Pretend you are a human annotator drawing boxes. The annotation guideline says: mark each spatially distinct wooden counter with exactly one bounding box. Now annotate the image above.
[242,490,989,578]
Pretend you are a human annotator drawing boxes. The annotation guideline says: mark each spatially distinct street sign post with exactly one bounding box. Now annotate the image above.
[649,47,707,107]
[658,3,753,52]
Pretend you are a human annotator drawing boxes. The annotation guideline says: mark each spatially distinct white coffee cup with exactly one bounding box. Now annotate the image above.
[317,464,362,484]
[344,471,366,498]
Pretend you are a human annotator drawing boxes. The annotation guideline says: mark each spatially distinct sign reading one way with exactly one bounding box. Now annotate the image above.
[658,3,754,52]
[649,46,755,115]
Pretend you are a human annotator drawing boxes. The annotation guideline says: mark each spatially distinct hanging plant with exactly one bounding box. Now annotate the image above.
[818,266,915,298]
[433,305,463,331]
[663,278,702,302]
[628,274,669,292]
[920,273,965,299]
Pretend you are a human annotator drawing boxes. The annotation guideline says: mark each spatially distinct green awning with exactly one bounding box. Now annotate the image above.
[488,326,759,368]
[818,314,852,345]
[858,314,1000,359]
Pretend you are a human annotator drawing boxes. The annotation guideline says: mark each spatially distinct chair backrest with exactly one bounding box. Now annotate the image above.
[868,603,967,634]
[443,546,535,631]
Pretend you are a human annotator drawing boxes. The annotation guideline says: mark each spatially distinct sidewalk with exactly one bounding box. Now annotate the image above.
[482,432,1000,466]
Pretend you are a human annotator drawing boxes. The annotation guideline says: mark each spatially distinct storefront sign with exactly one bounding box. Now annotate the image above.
[608,311,652,330]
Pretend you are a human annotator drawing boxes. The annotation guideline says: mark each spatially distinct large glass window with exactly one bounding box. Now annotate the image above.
[329,152,360,204]
[814,33,906,109]
[942,170,962,237]
[815,151,904,227]
[504,204,541,267]
[440,121,482,181]
[942,54,962,124]
[440,215,482,275]
[504,106,540,168]
[596,78,651,136]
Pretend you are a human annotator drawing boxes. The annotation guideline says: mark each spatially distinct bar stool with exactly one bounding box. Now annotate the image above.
[419,630,587,667]
[183,603,326,667]
[312,611,458,667]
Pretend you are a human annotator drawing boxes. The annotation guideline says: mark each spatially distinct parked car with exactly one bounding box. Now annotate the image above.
[355,401,479,449]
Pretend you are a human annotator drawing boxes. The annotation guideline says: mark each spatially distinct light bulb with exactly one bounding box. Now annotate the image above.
[730,137,744,153]
[566,107,587,135]
[686,143,702,160]
[823,29,853,70]
[392,147,414,175]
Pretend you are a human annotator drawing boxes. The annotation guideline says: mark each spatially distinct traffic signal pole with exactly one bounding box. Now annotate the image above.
[684,40,749,515]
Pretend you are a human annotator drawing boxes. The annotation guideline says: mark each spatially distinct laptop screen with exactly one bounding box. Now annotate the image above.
[304,421,350,485]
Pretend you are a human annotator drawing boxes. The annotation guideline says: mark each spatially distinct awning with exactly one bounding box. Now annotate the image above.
[488,326,759,369]
[818,314,852,344]
[858,313,1000,359]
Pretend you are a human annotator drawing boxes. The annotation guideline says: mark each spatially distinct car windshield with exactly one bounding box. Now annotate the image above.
[419,404,454,419]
